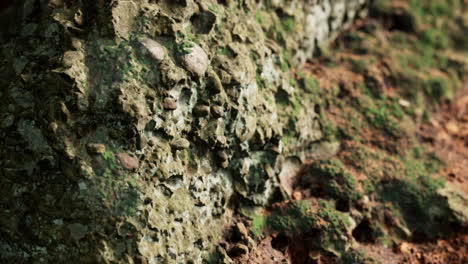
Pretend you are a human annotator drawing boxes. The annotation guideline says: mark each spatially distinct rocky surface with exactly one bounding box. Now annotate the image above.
[219,1,468,263]
[0,0,370,263]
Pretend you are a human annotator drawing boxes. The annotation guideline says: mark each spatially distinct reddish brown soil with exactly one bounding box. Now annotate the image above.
[395,230,467,264]
[355,228,468,264]
[420,86,468,193]
[395,85,468,264]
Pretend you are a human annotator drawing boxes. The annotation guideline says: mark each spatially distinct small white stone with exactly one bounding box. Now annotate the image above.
[181,43,209,76]
[399,99,411,108]
[140,38,166,61]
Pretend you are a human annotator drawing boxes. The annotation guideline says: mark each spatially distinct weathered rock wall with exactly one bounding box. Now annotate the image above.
[0,0,368,262]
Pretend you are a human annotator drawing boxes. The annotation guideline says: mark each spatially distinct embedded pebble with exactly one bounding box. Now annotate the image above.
[170,138,190,149]
[181,43,209,76]
[140,38,166,62]
[211,105,224,117]
[162,97,177,110]
[116,153,139,170]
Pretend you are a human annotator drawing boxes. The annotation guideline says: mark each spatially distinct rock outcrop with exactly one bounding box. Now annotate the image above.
[0,0,368,262]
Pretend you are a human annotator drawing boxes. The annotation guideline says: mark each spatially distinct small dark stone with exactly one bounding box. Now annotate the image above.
[137,134,148,150]
[194,104,210,116]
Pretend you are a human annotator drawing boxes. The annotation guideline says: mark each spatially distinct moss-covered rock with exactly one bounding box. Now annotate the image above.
[0,0,369,263]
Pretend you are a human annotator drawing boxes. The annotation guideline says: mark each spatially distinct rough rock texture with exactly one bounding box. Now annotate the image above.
[0,0,368,263]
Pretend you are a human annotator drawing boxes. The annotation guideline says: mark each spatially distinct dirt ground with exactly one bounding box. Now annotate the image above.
[421,86,468,194]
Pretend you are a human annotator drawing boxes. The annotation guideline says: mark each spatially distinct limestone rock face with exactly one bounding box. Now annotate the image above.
[0,0,368,263]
